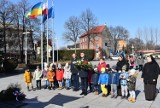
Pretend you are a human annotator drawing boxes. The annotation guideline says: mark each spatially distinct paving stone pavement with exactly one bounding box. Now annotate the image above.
[0,60,160,108]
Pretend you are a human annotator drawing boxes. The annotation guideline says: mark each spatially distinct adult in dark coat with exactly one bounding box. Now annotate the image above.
[71,53,79,91]
[116,54,129,96]
[142,55,160,101]
[79,52,88,96]
[116,54,129,72]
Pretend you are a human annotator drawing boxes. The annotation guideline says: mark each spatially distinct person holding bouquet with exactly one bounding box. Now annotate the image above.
[79,52,89,96]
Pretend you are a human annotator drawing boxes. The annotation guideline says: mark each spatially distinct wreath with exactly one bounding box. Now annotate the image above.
[75,60,93,70]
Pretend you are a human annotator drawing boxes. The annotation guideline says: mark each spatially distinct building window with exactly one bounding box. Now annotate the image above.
[96,44,99,48]
[95,36,99,41]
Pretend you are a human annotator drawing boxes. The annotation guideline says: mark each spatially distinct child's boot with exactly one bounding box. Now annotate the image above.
[131,98,136,103]
[32,86,35,91]
[128,97,132,102]
[27,86,30,91]
[94,91,98,95]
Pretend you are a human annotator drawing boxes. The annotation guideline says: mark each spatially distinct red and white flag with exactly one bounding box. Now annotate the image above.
[42,0,48,15]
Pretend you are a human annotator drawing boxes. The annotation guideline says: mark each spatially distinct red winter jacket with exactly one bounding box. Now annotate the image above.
[97,62,107,73]
[56,69,64,81]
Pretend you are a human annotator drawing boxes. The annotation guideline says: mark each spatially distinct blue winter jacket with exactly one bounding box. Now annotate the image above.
[91,71,100,85]
[109,71,119,85]
[119,71,129,86]
[98,72,108,85]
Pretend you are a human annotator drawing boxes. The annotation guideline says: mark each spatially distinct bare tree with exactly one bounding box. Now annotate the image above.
[155,28,158,46]
[109,26,129,53]
[80,9,97,49]
[18,0,30,62]
[144,27,149,49]
[12,3,22,61]
[63,16,81,53]
[127,38,145,53]
[136,28,143,41]
[0,0,14,59]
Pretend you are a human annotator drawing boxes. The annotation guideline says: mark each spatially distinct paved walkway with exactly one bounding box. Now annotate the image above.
[0,60,160,108]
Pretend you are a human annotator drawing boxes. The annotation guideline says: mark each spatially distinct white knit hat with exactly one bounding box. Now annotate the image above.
[129,69,136,76]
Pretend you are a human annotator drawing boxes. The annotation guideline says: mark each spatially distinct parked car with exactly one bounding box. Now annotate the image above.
[111,55,119,60]
[152,53,160,59]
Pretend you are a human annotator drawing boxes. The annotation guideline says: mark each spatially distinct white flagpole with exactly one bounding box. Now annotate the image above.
[46,0,49,65]
[52,0,54,63]
[41,0,44,71]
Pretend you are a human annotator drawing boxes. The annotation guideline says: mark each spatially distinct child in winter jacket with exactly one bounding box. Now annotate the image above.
[33,66,42,90]
[91,65,100,95]
[97,58,107,73]
[119,65,129,99]
[56,63,64,90]
[42,63,49,89]
[47,67,55,90]
[98,67,109,97]
[24,68,34,91]
[127,69,137,103]
[63,63,72,90]
[109,65,119,98]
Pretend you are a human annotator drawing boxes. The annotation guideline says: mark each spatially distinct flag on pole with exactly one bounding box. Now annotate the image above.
[26,11,36,19]
[42,7,54,23]
[31,2,43,17]
[26,12,31,17]
[42,0,48,15]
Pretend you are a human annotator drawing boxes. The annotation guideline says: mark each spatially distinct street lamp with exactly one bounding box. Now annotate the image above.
[131,44,134,54]
[55,37,58,63]
[23,31,30,64]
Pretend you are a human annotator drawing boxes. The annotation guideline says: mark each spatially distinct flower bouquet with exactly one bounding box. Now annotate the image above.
[75,60,93,70]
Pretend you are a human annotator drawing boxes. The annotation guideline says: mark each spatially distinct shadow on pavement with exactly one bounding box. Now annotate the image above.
[0,68,25,78]
[23,93,80,107]
[135,90,141,97]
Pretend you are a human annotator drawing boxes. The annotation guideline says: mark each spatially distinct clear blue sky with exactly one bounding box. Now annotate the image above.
[13,0,160,48]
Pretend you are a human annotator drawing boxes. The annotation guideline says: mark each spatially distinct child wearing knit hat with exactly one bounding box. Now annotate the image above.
[98,67,109,97]
[127,69,138,103]
[119,65,129,99]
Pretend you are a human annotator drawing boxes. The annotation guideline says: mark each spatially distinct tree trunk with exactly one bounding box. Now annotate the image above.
[74,42,76,53]
[3,23,6,60]
[17,21,22,63]
[22,17,25,63]
[114,40,118,54]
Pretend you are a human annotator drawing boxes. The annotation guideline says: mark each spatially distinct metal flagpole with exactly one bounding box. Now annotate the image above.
[46,0,49,65]
[41,0,44,71]
[52,0,54,63]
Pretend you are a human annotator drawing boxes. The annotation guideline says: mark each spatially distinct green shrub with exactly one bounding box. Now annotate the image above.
[3,58,18,72]
[53,49,95,61]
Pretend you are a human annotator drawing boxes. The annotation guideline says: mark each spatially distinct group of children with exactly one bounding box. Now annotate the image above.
[97,65,138,103]
[24,62,138,103]
[24,62,72,91]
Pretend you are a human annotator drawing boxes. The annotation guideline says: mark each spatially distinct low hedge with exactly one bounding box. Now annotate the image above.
[52,49,95,61]
[3,58,18,73]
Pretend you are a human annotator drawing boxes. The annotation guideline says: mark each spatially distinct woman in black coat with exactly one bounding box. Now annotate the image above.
[116,54,129,96]
[142,55,160,101]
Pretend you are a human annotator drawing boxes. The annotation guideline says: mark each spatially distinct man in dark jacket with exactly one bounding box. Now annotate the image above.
[79,52,88,96]
[71,53,79,91]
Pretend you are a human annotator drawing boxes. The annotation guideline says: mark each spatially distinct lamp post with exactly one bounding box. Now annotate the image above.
[131,44,134,54]
[23,31,30,64]
[55,37,58,63]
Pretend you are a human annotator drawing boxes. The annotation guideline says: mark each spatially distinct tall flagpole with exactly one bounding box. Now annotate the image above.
[41,0,44,71]
[52,0,54,63]
[46,0,49,65]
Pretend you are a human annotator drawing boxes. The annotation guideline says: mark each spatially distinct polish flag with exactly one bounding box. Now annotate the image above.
[42,1,48,15]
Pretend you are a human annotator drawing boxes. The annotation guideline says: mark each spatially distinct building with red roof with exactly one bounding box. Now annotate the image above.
[79,25,112,59]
